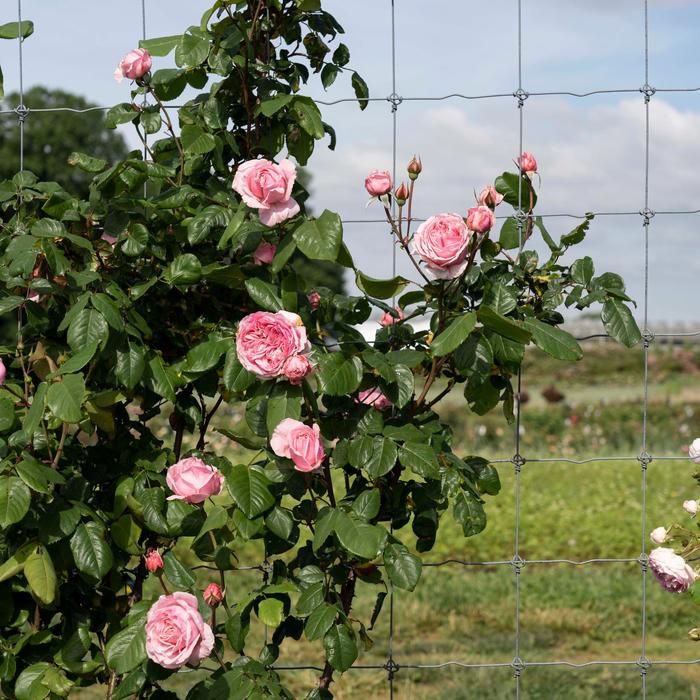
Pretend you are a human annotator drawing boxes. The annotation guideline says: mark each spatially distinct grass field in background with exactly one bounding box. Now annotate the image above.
[77,342,700,698]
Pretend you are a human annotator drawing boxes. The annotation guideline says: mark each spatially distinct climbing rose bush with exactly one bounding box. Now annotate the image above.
[0,1,642,697]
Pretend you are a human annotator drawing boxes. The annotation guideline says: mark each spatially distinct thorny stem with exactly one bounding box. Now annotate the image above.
[149,88,186,184]
[198,394,224,450]
[382,205,431,285]
[50,424,68,469]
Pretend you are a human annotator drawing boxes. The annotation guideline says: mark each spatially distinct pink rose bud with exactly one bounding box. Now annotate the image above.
[253,241,277,265]
[27,290,40,303]
[270,418,325,472]
[394,182,409,206]
[517,151,538,173]
[357,387,393,411]
[236,311,309,379]
[380,307,405,326]
[203,582,223,608]
[282,354,312,385]
[683,500,699,516]
[649,547,697,593]
[145,549,164,575]
[411,213,471,279]
[364,170,393,197]
[166,457,224,504]
[114,48,152,83]
[307,291,321,310]
[146,592,215,669]
[0,359,6,386]
[478,185,504,208]
[466,205,496,234]
[650,527,668,545]
[688,438,700,464]
[233,158,300,227]
[407,155,422,180]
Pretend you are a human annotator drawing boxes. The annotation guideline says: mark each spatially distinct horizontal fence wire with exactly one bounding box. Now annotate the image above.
[4,0,698,696]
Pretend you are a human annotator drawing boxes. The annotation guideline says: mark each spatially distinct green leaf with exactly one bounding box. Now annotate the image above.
[151,68,187,101]
[175,30,210,67]
[431,313,476,357]
[482,284,517,315]
[0,543,33,582]
[105,624,147,675]
[453,491,486,537]
[321,63,338,89]
[181,124,216,155]
[218,201,247,250]
[0,21,34,39]
[112,670,147,700]
[165,253,202,286]
[494,171,537,209]
[227,465,274,519]
[266,383,303,435]
[305,603,337,641]
[265,507,294,540]
[570,256,594,285]
[561,216,592,247]
[293,209,342,261]
[70,522,113,581]
[163,551,196,589]
[139,34,181,56]
[145,355,178,403]
[67,152,107,173]
[454,332,493,382]
[0,477,30,528]
[334,511,387,560]
[365,438,398,480]
[398,442,440,480]
[121,222,149,257]
[351,71,369,110]
[24,546,57,605]
[0,295,24,315]
[14,663,50,700]
[225,613,249,653]
[259,94,293,117]
[477,306,531,344]
[392,365,415,409]
[223,347,256,392]
[601,299,641,348]
[534,216,559,252]
[16,457,64,494]
[355,271,409,300]
[523,318,583,361]
[498,217,521,250]
[46,374,85,423]
[140,488,170,535]
[290,96,324,139]
[67,308,108,351]
[352,489,381,520]
[104,103,139,129]
[185,338,228,373]
[258,598,284,627]
[384,541,421,591]
[115,343,147,390]
[54,342,98,376]
[110,514,142,555]
[324,624,358,671]
[317,354,363,396]
[244,278,283,311]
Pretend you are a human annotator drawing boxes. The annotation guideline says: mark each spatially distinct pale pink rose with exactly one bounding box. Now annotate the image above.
[357,387,392,411]
[518,152,538,173]
[688,438,700,464]
[0,359,5,386]
[232,158,300,227]
[478,186,504,208]
[100,233,118,246]
[144,549,164,574]
[253,241,277,265]
[649,547,697,593]
[683,500,699,516]
[307,291,321,310]
[282,354,312,385]
[114,48,152,83]
[270,418,325,472]
[203,583,223,607]
[380,307,404,326]
[650,527,668,545]
[145,592,214,669]
[466,205,496,233]
[364,170,392,197]
[166,457,224,504]
[411,213,471,279]
[236,311,309,379]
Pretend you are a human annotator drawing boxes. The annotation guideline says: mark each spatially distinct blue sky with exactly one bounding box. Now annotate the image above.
[1,1,700,322]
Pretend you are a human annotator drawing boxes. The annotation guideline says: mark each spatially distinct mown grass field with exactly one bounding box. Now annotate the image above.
[79,341,700,699]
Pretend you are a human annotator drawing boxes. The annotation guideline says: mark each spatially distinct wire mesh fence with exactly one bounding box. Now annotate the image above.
[4,0,700,697]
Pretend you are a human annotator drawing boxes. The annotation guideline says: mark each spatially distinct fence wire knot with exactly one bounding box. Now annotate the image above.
[14,105,29,123]
[637,655,651,674]
[513,88,529,107]
[638,552,650,573]
[640,84,656,102]
[511,554,525,575]
[384,657,399,680]
[637,451,652,469]
[642,330,654,349]
[639,208,655,225]
[512,453,526,472]
[387,92,403,112]
[511,656,525,677]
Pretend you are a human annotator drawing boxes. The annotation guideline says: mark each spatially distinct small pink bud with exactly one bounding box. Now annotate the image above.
[144,549,164,575]
[683,500,699,517]
[364,170,392,197]
[394,182,409,206]
[407,155,422,180]
[308,291,321,310]
[478,185,504,208]
[204,582,223,607]
[517,152,538,173]
[0,359,5,385]
[466,205,496,234]
[253,241,277,265]
[380,307,404,326]
[650,527,668,545]
[282,354,312,385]
[114,48,152,83]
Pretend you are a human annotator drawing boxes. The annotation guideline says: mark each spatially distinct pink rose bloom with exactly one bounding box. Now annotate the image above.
[145,592,214,669]
[100,233,118,246]
[253,241,277,265]
[478,186,504,208]
[365,170,392,197]
[518,152,538,173]
[357,387,392,411]
[114,48,152,83]
[236,311,309,379]
[466,205,496,233]
[282,354,312,385]
[411,213,471,279]
[688,438,700,464]
[144,549,164,574]
[0,359,5,386]
[308,291,321,310]
[649,547,697,593]
[270,418,325,472]
[233,158,300,227]
[683,500,699,516]
[380,307,405,326]
[203,583,223,607]
[650,527,668,545]
[166,457,224,504]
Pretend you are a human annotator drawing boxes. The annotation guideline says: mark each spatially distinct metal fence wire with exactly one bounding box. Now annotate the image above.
[5,0,700,697]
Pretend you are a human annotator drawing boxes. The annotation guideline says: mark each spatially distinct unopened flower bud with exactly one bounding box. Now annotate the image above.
[144,549,164,575]
[689,438,700,463]
[683,500,699,517]
[650,526,668,545]
[394,182,409,206]
[307,291,321,310]
[407,156,422,180]
[204,582,223,607]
